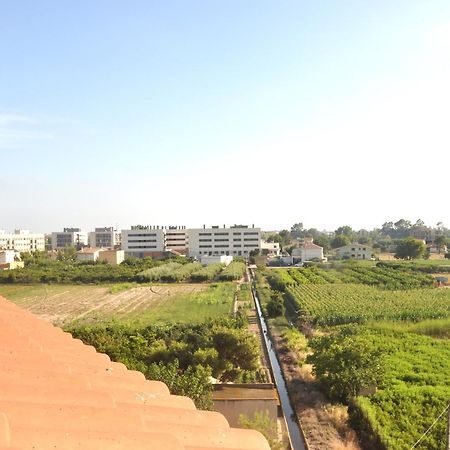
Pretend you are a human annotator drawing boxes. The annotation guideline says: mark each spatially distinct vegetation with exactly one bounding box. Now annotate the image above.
[286,284,450,325]
[0,282,236,326]
[395,237,427,260]
[218,261,246,281]
[268,265,434,290]
[190,263,224,282]
[69,317,263,409]
[239,411,283,450]
[257,259,450,449]
[307,326,387,402]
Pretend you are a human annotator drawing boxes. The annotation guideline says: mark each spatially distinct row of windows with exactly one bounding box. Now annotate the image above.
[128,233,157,237]
[128,245,157,249]
[128,239,157,243]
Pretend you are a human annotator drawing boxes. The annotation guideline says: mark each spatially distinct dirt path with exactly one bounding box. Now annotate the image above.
[270,326,361,450]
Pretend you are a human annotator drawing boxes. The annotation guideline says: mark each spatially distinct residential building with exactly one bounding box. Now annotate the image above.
[260,240,280,256]
[51,228,88,250]
[121,226,166,258]
[0,229,45,253]
[336,243,373,260]
[98,249,125,265]
[0,250,15,264]
[88,227,121,249]
[188,225,261,259]
[292,237,325,262]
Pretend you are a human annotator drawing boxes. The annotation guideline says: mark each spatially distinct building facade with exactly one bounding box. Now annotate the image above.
[51,228,88,250]
[121,226,166,258]
[188,225,261,259]
[260,241,280,257]
[164,226,188,254]
[88,227,121,249]
[0,230,45,253]
[291,238,324,262]
[336,244,373,260]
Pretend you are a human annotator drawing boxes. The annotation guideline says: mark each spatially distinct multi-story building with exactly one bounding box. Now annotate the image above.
[187,225,261,259]
[165,226,187,254]
[51,228,88,251]
[0,229,45,253]
[88,227,121,249]
[121,226,166,258]
[260,240,281,257]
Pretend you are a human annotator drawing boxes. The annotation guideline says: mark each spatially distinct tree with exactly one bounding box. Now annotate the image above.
[212,327,259,381]
[331,234,350,249]
[313,235,331,252]
[266,292,285,318]
[290,223,304,239]
[335,225,353,237]
[306,327,386,402]
[395,237,426,260]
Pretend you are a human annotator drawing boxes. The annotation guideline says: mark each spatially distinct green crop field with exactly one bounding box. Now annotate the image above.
[0,282,236,326]
[351,325,450,450]
[286,284,450,325]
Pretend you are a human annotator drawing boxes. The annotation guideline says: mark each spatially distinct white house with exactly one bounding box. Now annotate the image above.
[336,244,373,260]
[292,238,324,262]
[76,248,102,262]
[260,241,280,257]
[0,250,15,264]
[188,225,261,260]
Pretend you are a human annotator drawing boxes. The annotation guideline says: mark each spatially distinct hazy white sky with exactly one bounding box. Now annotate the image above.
[1,1,449,232]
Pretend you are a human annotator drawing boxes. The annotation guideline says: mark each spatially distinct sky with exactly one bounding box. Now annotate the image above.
[1,1,449,233]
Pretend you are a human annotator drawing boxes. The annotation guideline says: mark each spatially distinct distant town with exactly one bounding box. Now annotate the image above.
[1,220,448,271]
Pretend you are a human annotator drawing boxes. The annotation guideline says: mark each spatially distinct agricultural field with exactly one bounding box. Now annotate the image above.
[268,265,434,290]
[0,282,235,326]
[258,261,450,450]
[286,284,450,325]
[350,324,450,450]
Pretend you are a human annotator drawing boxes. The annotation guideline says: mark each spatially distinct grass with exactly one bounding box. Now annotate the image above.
[0,282,235,326]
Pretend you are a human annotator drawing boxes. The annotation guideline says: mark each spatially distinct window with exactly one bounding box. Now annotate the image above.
[215,245,229,248]
[243,238,258,241]
[199,239,212,242]
[214,239,229,242]
[199,233,212,236]
[200,245,212,248]
[244,232,259,235]
[214,232,229,236]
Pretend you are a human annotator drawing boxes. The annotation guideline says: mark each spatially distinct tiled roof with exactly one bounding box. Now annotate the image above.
[0,296,270,450]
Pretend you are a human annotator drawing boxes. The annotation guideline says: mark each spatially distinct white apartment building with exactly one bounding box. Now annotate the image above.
[88,227,121,249]
[165,226,188,254]
[122,226,166,258]
[188,225,261,259]
[51,228,88,250]
[0,229,45,253]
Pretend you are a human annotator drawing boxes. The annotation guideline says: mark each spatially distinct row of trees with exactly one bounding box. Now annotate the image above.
[264,220,449,257]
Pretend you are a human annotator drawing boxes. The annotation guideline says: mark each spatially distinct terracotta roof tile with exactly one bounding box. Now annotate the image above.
[0,296,270,449]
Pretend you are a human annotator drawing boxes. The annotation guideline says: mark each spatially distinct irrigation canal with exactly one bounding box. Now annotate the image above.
[250,271,307,450]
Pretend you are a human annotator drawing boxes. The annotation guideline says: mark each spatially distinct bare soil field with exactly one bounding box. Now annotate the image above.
[0,283,234,326]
